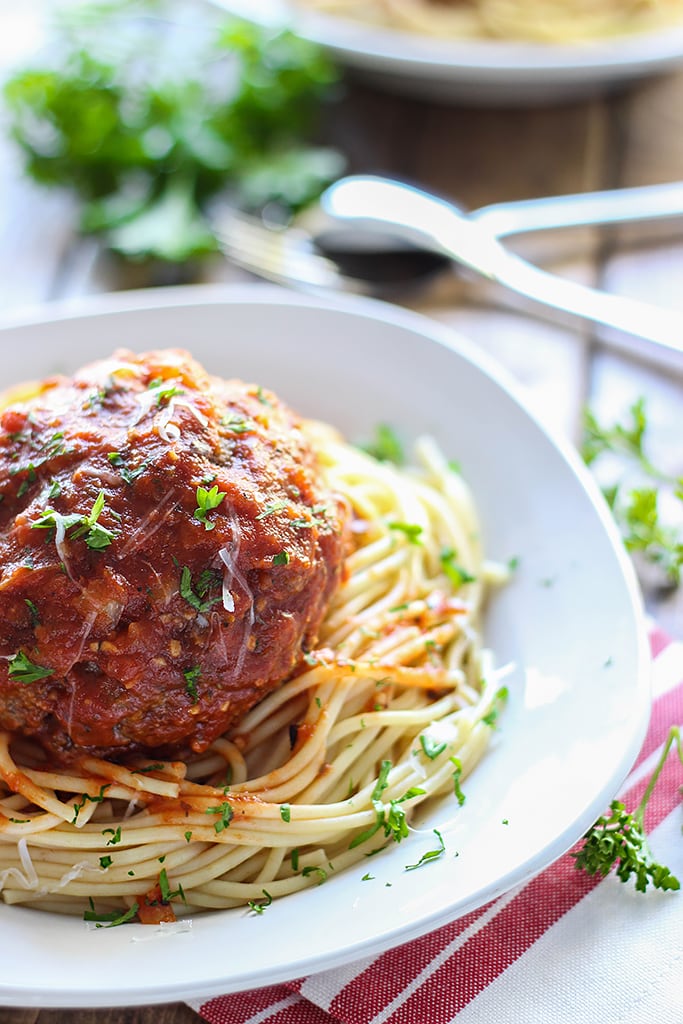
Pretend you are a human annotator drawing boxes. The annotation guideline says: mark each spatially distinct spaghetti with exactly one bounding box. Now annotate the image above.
[0,423,506,922]
[293,0,683,43]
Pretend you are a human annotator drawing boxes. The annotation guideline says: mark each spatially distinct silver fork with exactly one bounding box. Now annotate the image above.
[217,209,364,293]
[212,181,683,372]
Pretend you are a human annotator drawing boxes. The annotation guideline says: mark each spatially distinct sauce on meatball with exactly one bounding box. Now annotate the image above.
[0,349,348,761]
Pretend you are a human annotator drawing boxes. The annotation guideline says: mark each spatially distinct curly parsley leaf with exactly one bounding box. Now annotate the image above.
[194,484,226,531]
[581,400,683,587]
[573,726,682,892]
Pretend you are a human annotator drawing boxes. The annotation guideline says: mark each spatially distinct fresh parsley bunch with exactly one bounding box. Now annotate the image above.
[3,0,344,264]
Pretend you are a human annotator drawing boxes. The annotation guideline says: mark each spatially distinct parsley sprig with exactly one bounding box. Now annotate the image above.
[573,726,682,892]
[194,484,226,531]
[581,399,683,586]
[32,490,117,550]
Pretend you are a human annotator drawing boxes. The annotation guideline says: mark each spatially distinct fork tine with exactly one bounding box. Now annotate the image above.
[213,208,364,293]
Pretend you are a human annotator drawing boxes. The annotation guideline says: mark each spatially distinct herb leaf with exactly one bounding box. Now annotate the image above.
[440,548,476,589]
[405,828,446,871]
[361,424,404,465]
[179,565,222,613]
[7,651,54,684]
[581,400,683,586]
[573,726,682,892]
[194,484,227,531]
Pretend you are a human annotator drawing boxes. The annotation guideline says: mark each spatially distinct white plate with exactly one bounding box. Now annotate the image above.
[0,284,649,1008]
[212,0,683,103]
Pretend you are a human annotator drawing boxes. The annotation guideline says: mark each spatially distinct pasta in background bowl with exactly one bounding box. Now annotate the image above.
[210,0,683,102]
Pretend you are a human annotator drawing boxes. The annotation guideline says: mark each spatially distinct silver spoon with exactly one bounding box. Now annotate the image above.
[313,174,683,371]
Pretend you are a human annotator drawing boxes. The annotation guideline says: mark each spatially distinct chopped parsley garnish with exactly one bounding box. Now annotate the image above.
[360,424,404,465]
[280,803,291,823]
[71,785,110,824]
[290,505,329,530]
[194,484,227,531]
[389,521,423,544]
[84,901,139,928]
[148,378,184,405]
[179,565,222,613]
[272,550,290,566]
[24,599,40,628]
[449,756,466,806]
[206,800,234,833]
[183,665,201,703]
[107,451,149,484]
[419,734,447,761]
[440,548,476,589]
[349,762,425,850]
[16,462,37,497]
[32,490,117,550]
[405,828,446,871]
[481,685,509,728]
[302,865,328,884]
[99,855,113,869]
[256,500,288,520]
[248,889,273,914]
[102,826,122,846]
[7,651,53,684]
[158,867,186,903]
[221,414,251,434]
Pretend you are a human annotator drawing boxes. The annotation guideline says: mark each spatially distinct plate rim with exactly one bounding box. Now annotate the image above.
[209,0,683,82]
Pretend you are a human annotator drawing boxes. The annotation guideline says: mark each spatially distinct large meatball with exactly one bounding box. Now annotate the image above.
[0,349,347,761]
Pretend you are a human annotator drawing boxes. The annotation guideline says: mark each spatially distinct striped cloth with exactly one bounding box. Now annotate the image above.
[190,628,683,1024]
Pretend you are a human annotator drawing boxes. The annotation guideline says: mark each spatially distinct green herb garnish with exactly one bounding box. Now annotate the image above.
[84,902,139,928]
[206,800,234,834]
[32,490,117,550]
[361,424,404,465]
[7,651,54,684]
[405,828,446,871]
[248,889,273,914]
[389,522,423,544]
[179,565,222,613]
[194,484,227,531]
[581,399,683,586]
[573,726,682,892]
[419,734,447,761]
[183,665,201,703]
[440,548,476,589]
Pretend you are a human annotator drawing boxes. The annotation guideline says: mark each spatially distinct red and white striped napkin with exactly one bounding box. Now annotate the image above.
[189,627,683,1024]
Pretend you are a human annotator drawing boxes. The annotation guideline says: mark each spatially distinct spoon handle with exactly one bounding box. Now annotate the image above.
[322,176,683,372]
[470,181,683,237]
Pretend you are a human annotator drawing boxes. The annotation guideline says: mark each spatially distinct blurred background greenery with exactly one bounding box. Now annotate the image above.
[2,0,344,269]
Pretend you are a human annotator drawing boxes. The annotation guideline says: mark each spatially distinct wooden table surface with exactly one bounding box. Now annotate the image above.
[1,6,683,1021]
